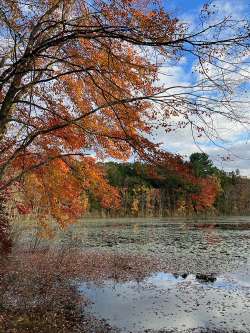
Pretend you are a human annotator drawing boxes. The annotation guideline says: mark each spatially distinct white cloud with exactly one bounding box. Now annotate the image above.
[151,0,250,176]
[206,140,250,176]
[149,0,250,175]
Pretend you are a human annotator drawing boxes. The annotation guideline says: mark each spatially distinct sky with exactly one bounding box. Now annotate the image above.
[153,0,250,175]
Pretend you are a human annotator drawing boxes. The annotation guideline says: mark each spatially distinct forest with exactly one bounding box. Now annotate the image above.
[87,153,250,217]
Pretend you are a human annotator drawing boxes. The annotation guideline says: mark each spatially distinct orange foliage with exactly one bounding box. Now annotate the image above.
[1,0,244,227]
[0,0,183,226]
[145,159,221,212]
[191,176,221,211]
[20,157,120,227]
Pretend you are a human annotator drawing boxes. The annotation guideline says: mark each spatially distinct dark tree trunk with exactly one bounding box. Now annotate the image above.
[0,192,12,255]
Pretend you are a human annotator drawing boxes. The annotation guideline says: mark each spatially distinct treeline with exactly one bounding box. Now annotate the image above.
[215,174,250,215]
[87,153,250,217]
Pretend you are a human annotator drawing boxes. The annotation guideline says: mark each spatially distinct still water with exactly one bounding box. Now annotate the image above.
[79,270,250,332]
[22,216,250,332]
[59,216,250,274]
[71,217,250,332]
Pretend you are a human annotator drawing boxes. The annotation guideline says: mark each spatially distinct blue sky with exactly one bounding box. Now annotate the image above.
[153,0,250,175]
[165,0,207,14]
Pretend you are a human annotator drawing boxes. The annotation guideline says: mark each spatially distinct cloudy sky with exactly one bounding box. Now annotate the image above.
[154,0,250,175]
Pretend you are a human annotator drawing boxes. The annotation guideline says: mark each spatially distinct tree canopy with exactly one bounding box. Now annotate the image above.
[190,153,217,178]
[0,0,249,229]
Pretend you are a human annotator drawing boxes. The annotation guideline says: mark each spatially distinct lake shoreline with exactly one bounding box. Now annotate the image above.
[1,217,250,332]
[1,248,249,333]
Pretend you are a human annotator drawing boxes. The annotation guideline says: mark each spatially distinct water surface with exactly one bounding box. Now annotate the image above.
[61,216,250,274]
[79,269,250,332]
[72,217,250,332]
[20,216,250,332]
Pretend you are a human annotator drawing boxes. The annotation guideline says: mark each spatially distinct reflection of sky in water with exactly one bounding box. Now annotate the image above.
[74,218,250,332]
[147,271,250,290]
[79,270,250,332]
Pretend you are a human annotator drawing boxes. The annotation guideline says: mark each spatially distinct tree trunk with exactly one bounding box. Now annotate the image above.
[0,191,12,256]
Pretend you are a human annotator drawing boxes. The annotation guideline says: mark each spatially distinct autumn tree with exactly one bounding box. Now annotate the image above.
[0,0,249,248]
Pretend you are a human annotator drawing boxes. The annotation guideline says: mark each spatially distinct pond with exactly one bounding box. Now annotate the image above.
[79,270,250,332]
[58,216,250,274]
[69,217,250,333]
[20,216,250,332]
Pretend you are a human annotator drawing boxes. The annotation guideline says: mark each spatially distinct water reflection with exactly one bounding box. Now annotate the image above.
[16,216,250,331]
[79,270,250,332]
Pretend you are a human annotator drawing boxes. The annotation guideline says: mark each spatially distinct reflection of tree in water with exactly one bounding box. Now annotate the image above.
[173,272,217,283]
[196,273,217,283]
